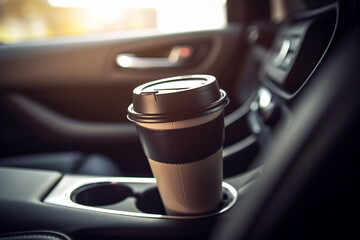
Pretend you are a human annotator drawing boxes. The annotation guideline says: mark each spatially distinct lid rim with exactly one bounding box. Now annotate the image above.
[128,90,229,123]
[133,75,216,95]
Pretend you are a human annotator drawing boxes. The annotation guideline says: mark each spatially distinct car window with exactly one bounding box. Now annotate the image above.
[0,0,227,44]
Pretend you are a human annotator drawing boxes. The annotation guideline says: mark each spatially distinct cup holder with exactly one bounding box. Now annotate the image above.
[136,186,234,215]
[136,187,166,215]
[44,177,238,219]
[71,183,132,206]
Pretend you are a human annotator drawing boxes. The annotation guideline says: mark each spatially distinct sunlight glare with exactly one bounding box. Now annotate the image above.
[48,0,227,33]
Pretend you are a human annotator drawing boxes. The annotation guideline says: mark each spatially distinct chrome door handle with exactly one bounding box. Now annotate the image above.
[116,45,193,69]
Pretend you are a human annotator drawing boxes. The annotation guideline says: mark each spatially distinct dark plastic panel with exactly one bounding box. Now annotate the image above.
[259,4,338,98]
[0,167,243,239]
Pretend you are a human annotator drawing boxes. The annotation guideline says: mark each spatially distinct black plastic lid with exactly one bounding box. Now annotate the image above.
[127,75,229,123]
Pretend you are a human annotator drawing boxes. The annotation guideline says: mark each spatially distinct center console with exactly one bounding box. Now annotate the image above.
[0,166,260,239]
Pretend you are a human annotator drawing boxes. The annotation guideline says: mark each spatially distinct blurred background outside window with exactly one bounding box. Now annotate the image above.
[0,0,227,44]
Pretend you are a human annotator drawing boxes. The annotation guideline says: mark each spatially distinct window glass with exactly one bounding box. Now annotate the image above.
[0,0,227,44]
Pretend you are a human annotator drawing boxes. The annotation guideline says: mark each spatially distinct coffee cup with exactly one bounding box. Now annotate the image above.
[127,75,229,215]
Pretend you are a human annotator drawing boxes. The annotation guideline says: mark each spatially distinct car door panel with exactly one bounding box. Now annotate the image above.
[0,25,245,175]
[0,25,242,89]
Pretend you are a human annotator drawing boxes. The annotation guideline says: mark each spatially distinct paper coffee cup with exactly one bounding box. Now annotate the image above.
[128,75,229,215]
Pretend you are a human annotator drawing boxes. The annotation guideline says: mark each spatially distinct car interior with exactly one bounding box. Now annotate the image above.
[0,0,359,239]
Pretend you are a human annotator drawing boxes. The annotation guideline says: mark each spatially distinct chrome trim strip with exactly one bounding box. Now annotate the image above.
[44,177,237,219]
